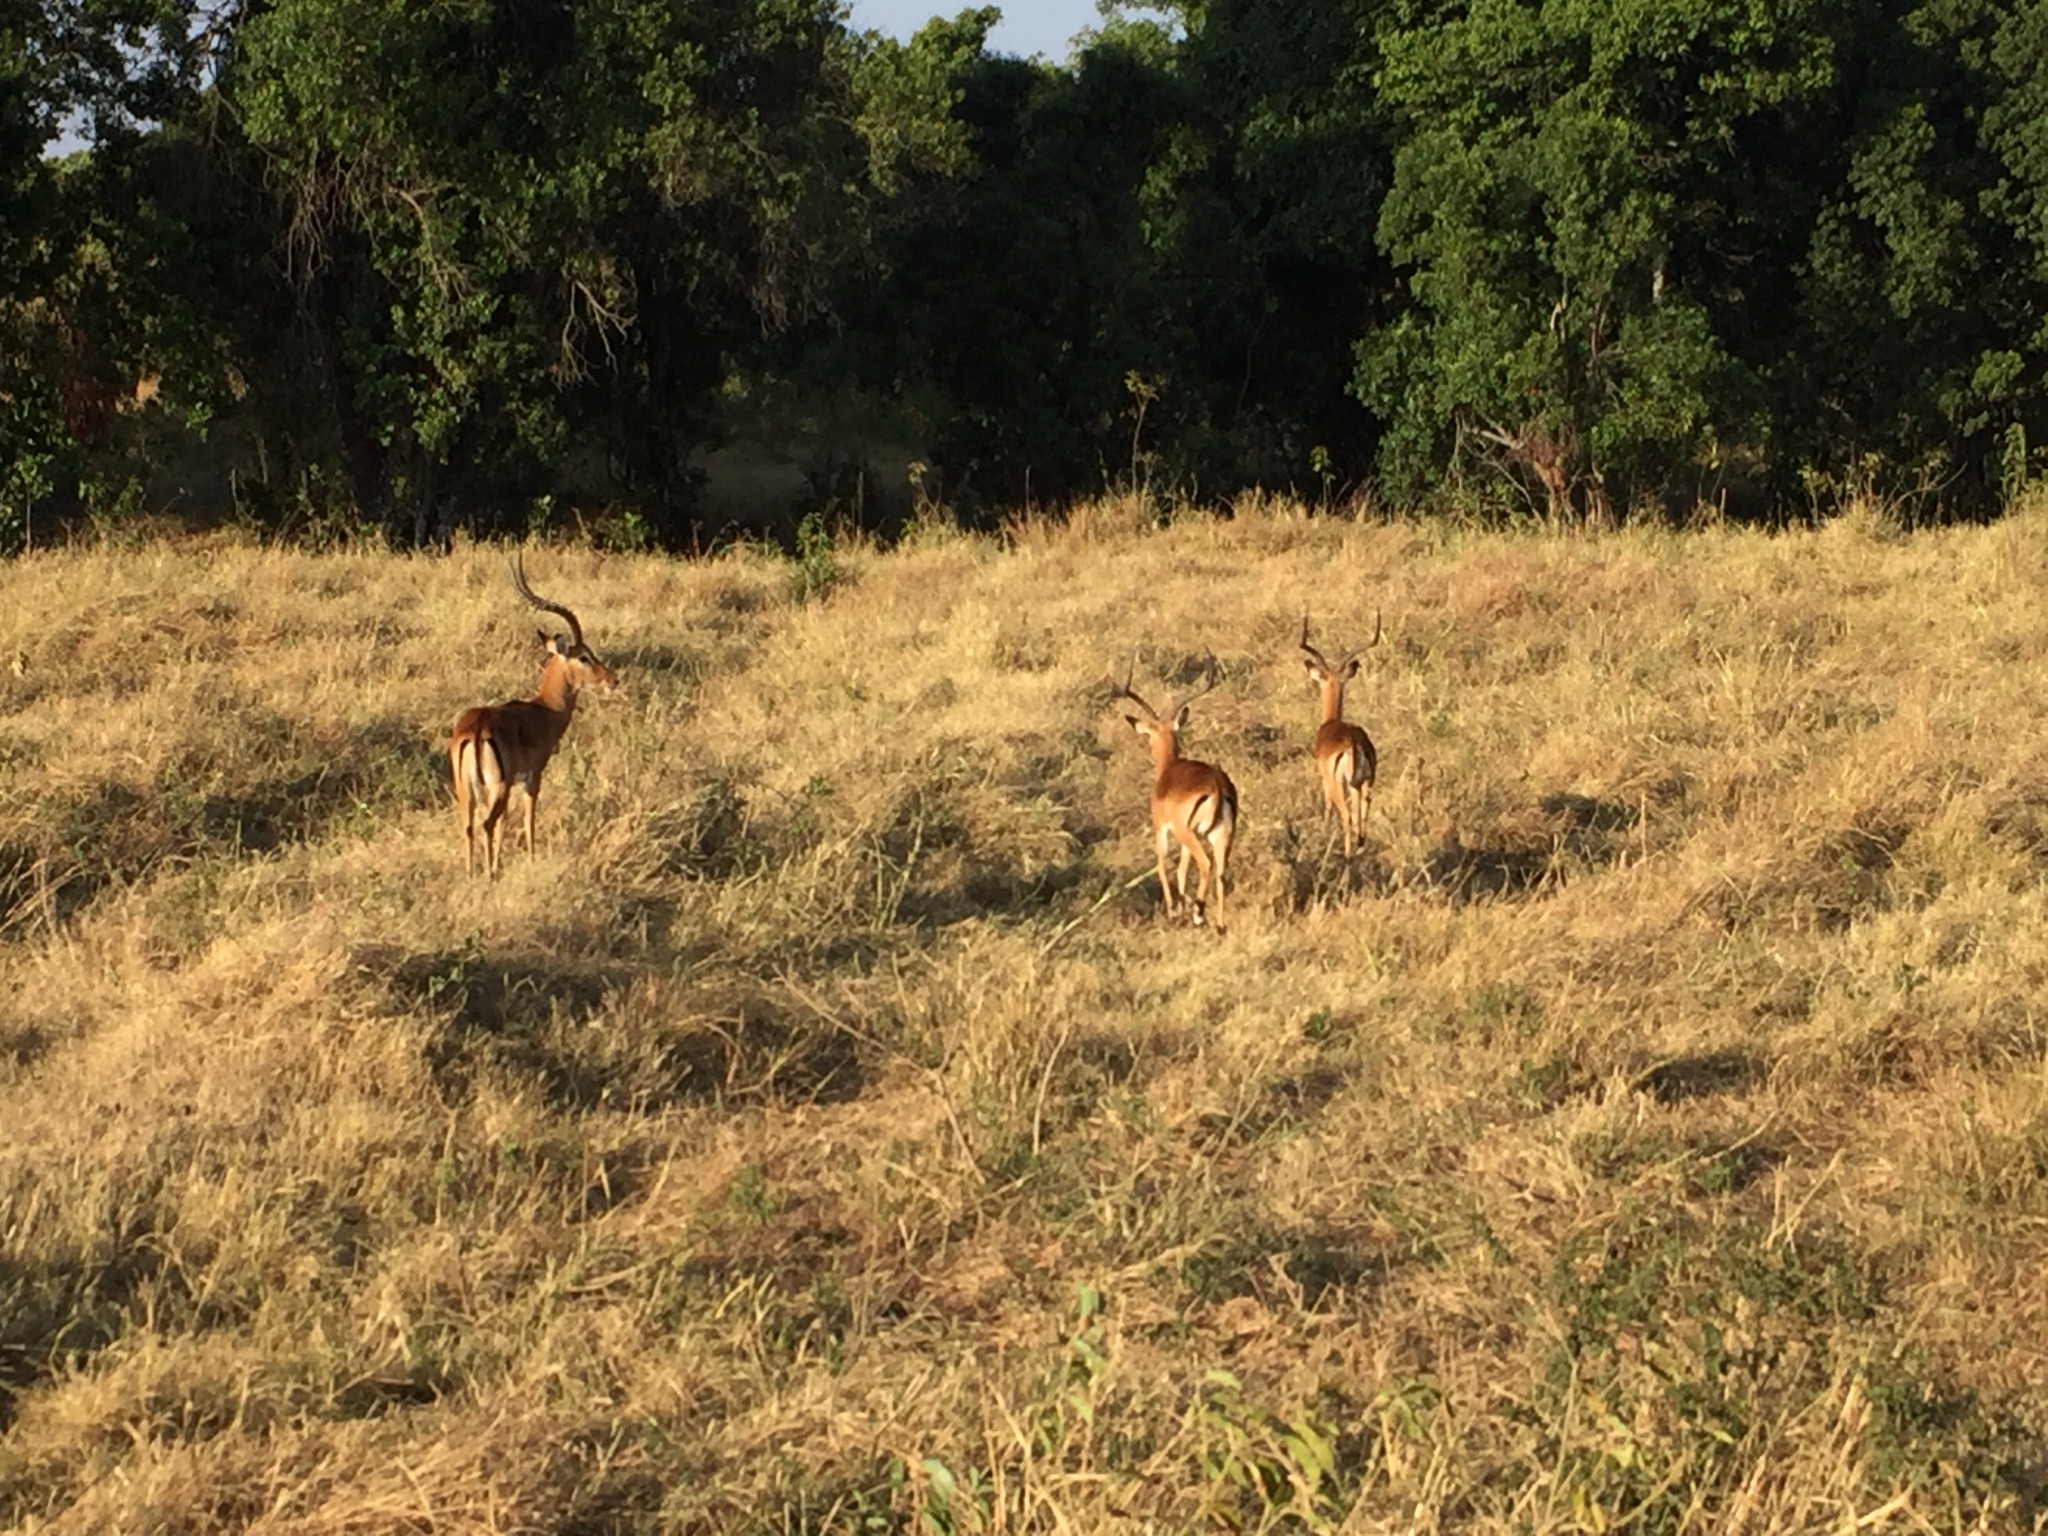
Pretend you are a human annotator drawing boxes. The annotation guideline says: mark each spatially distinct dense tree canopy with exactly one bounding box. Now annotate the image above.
[8,0,2048,544]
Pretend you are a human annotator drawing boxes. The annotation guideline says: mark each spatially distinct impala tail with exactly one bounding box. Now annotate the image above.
[453,726,478,805]
[1187,776,1237,842]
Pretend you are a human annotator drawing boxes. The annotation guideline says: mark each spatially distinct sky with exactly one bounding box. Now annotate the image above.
[846,0,1105,61]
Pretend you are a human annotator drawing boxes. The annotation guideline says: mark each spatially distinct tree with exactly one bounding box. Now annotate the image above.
[814,18,1180,508]
[228,0,876,544]
[1150,0,1391,493]
[1786,0,2048,510]
[1364,0,1856,519]
[0,0,214,542]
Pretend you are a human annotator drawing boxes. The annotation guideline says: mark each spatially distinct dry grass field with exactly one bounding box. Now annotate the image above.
[5,496,2048,1532]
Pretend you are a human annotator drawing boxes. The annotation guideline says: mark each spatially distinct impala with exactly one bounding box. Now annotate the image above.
[1114,650,1239,927]
[450,555,616,876]
[1298,611,1381,857]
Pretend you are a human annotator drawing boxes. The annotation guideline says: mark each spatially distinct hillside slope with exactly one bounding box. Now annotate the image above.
[3,500,2047,1532]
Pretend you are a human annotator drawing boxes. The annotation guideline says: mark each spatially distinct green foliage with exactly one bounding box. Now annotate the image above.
[1189,1369,1348,1532]
[20,0,2048,535]
[226,0,875,544]
[0,0,224,544]
[825,0,1389,511]
[791,509,841,601]
[1364,0,1837,517]
[851,6,994,198]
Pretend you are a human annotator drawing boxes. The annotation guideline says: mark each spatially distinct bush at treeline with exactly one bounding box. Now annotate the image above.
[7,0,2048,546]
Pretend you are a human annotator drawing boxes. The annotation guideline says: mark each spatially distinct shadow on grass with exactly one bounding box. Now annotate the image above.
[901,858,1094,926]
[0,1181,465,1438]
[0,1016,50,1073]
[1698,819,1919,934]
[1194,1066,1349,1151]
[1418,792,1641,907]
[0,716,443,940]
[1686,1140,1785,1196]
[619,642,707,685]
[1182,1212,1438,1311]
[1283,847,1397,911]
[1637,1049,1764,1104]
[0,1205,167,1434]
[196,716,445,854]
[385,947,865,1113]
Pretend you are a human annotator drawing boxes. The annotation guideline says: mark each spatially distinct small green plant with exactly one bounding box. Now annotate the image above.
[1037,1286,1109,1453]
[2000,421,2029,507]
[1122,370,1164,504]
[1310,443,1336,508]
[422,934,487,1006]
[1467,980,1543,1044]
[725,1161,784,1223]
[1190,1369,1347,1533]
[908,1455,991,1536]
[0,446,53,553]
[601,505,654,553]
[792,509,841,601]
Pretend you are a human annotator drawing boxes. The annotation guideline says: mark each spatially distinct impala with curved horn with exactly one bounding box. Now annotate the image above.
[1114,650,1239,927]
[1298,611,1381,857]
[449,554,617,877]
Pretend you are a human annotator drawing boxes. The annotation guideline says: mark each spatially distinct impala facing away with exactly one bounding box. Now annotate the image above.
[450,555,616,877]
[1114,650,1239,927]
[1298,611,1381,857]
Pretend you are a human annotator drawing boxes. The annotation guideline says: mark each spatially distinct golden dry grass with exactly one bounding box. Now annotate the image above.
[4,497,2048,1532]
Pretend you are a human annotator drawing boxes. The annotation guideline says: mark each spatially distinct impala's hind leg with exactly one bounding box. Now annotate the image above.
[453,743,477,877]
[481,804,506,878]
[460,734,512,879]
[1154,823,1179,918]
[1355,744,1378,855]
[1170,825,1215,926]
[521,772,544,858]
[1339,749,1366,857]
[1320,766,1346,857]
[1206,815,1233,928]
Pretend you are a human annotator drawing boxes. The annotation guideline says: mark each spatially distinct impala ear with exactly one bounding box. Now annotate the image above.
[1174,704,1192,731]
[1302,658,1324,682]
[537,628,556,650]
[1125,714,1149,736]
[1343,657,1361,680]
